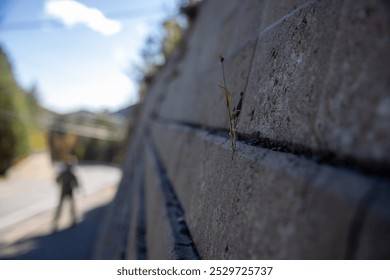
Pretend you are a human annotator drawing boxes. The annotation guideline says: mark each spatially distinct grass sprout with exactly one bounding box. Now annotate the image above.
[218,56,242,157]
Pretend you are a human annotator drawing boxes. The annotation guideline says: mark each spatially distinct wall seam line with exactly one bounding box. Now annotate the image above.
[154,117,390,180]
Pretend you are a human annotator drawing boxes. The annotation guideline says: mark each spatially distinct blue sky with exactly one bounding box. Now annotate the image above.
[0,0,178,113]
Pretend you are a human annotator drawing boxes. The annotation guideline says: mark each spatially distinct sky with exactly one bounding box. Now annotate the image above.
[0,0,179,113]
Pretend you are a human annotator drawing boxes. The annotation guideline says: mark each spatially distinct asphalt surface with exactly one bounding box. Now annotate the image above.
[0,152,121,259]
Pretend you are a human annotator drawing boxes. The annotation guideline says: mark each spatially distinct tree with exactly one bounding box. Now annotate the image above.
[162,19,183,60]
[0,47,30,174]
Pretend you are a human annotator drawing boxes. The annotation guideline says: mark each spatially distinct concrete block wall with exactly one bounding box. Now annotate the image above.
[94,0,390,259]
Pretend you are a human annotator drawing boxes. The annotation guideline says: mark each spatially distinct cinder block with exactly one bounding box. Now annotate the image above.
[183,0,309,71]
[220,0,267,57]
[156,0,317,131]
[180,0,259,75]
[91,176,133,259]
[355,184,390,259]
[240,0,390,165]
[141,68,173,118]
[261,0,312,29]
[316,0,390,164]
[158,66,202,124]
[159,39,257,130]
[159,0,390,167]
[144,144,174,259]
[125,164,142,260]
[150,121,388,259]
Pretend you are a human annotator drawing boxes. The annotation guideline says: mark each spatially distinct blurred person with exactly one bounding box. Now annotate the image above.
[53,160,80,231]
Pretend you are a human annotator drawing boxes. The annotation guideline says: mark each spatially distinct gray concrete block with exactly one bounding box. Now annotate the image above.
[125,164,141,260]
[185,0,309,70]
[144,144,174,259]
[156,0,328,134]
[181,0,255,75]
[91,168,134,259]
[141,69,172,117]
[158,66,202,124]
[150,121,387,259]
[159,39,257,130]
[354,184,390,259]
[239,0,390,165]
[220,0,267,57]
[261,0,312,29]
[316,0,390,164]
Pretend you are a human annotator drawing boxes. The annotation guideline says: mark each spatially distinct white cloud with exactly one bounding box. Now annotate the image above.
[45,0,122,35]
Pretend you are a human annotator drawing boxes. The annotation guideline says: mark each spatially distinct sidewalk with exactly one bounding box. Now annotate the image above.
[0,182,118,259]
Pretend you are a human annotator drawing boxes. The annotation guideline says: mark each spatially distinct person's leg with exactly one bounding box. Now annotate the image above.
[69,193,77,226]
[53,193,64,231]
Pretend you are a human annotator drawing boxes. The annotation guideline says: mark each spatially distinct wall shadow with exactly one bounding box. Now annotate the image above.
[0,204,109,260]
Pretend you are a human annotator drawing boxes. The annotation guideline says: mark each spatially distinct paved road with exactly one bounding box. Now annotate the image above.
[0,152,120,231]
[0,152,121,259]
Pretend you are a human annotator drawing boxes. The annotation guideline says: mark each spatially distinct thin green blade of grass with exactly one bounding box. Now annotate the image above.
[219,56,237,155]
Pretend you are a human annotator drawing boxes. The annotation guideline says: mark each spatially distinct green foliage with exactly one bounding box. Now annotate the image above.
[135,7,189,101]
[162,19,183,60]
[25,84,42,121]
[0,47,30,174]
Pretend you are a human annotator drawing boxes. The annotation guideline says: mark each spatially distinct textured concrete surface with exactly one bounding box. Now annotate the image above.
[241,0,390,166]
[144,144,173,260]
[354,184,390,259]
[157,0,390,170]
[151,121,386,259]
[125,163,142,260]
[94,0,390,259]
[159,39,257,130]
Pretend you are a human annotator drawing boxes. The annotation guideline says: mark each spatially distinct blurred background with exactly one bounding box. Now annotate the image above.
[0,0,193,259]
